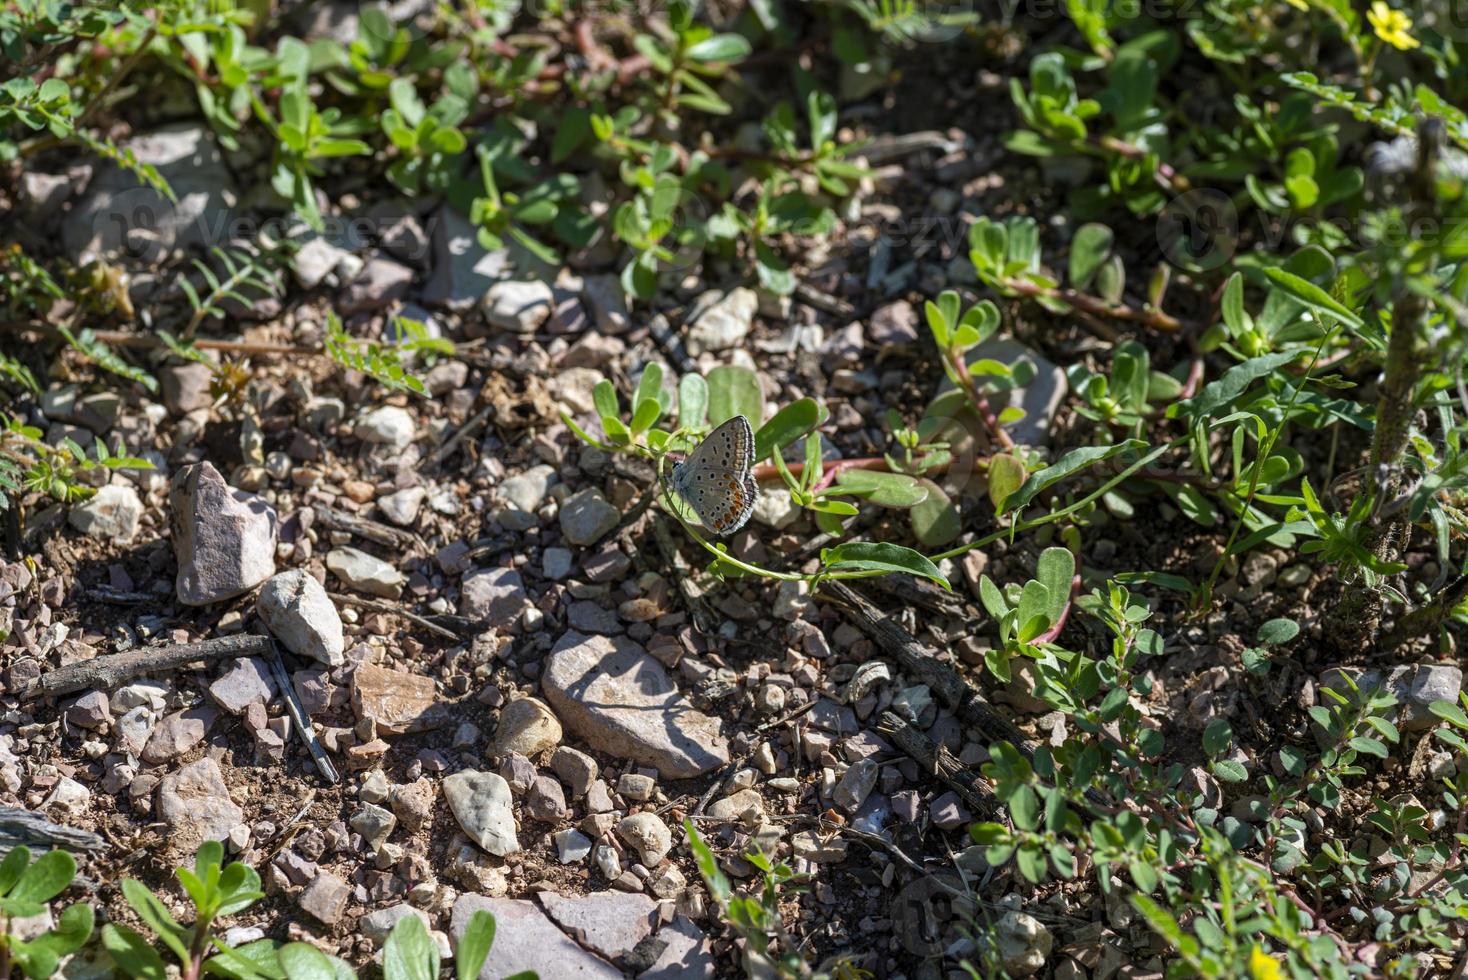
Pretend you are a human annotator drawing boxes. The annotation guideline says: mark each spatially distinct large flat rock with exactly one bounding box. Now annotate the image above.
[450,895,621,979]
[542,632,728,779]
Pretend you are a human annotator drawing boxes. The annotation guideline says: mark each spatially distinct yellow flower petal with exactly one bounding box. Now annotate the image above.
[1367,2,1420,50]
[1249,945,1284,980]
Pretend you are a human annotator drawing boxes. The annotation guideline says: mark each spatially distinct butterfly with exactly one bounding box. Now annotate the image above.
[669,415,758,536]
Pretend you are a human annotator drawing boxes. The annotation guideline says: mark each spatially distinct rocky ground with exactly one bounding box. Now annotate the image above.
[3,16,1464,980]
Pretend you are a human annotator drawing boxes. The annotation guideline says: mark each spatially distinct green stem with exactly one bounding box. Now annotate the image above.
[1201,332,1333,607]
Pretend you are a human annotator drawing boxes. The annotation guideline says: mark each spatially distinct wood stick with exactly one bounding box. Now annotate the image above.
[824,582,1029,749]
[268,646,340,786]
[877,711,999,817]
[328,592,464,641]
[21,634,274,701]
[0,807,108,854]
[312,504,421,552]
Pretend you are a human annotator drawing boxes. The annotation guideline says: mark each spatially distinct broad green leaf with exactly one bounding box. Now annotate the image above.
[685,34,752,62]
[1429,700,1468,729]
[592,379,619,422]
[1035,547,1074,627]
[821,542,950,589]
[0,847,30,896]
[679,373,708,429]
[909,479,961,547]
[1256,618,1299,646]
[1262,267,1363,328]
[1168,352,1301,422]
[455,911,497,980]
[1003,440,1147,513]
[101,925,167,980]
[754,398,823,462]
[276,943,355,980]
[706,365,763,426]
[833,469,929,508]
[382,914,438,980]
[634,362,664,413]
[1202,718,1232,757]
[1068,223,1113,289]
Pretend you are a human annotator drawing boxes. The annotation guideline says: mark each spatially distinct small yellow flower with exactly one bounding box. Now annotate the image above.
[1284,0,1309,10]
[1248,945,1284,980]
[1367,1,1420,50]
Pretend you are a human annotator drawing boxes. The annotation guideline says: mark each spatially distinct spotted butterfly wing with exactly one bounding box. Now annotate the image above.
[670,415,758,536]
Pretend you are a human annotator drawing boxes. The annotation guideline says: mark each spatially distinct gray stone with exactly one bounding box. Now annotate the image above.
[537,891,658,960]
[142,706,218,764]
[299,872,350,925]
[422,207,511,310]
[527,775,567,822]
[257,569,345,667]
[450,895,621,979]
[390,777,436,833]
[581,275,629,334]
[834,759,879,812]
[340,255,413,314]
[350,802,397,850]
[161,363,216,415]
[354,405,416,450]
[640,917,717,980]
[208,658,276,714]
[551,747,598,798]
[358,904,430,946]
[291,236,355,289]
[685,287,758,355]
[352,663,445,733]
[616,812,672,866]
[491,697,562,759]
[443,770,520,856]
[941,339,1066,448]
[542,547,574,581]
[157,758,243,852]
[559,488,620,547]
[64,124,238,263]
[495,464,556,513]
[554,828,593,864]
[543,633,729,779]
[377,486,426,526]
[930,790,970,830]
[69,485,144,542]
[995,907,1053,978]
[169,462,277,606]
[483,279,554,333]
[65,691,110,729]
[1321,664,1464,732]
[460,567,529,625]
[327,546,406,599]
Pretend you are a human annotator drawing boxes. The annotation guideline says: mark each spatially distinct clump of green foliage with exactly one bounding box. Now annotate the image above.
[0,847,93,979]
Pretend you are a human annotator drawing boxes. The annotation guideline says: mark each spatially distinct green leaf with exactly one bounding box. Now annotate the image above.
[275,943,355,980]
[678,374,708,429]
[1004,440,1147,513]
[1168,352,1301,422]
[1429,700,1468,729]
[1348,736,1387,759]
[592,379,619,423]
[101,925,167,980]
[833,469,929,508]
[0,847,30,896]
[821,542,950,589]
[909,479,961,547]
[685,34,753,62]
[1256,618,1299,645]
[1068,223,1113,289]
[382,914,438,980]
[706,365,763,426]
[634,362,664,414]
[1262,267,1363,328]
[1202,718,1232,758]
[753,398,822,462]
[122,878,190,962]
[1212,759,1248,782]
[454,911,496,980]
[1035,547,1074,627]
[987,453,1027,511]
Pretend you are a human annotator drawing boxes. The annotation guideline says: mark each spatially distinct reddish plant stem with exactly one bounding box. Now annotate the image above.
[951,349,1018,452]
[751,454,993,489]
[1006,276,1184,333]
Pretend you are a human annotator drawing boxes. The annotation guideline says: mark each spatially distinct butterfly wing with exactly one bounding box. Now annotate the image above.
[672,415,758,536]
